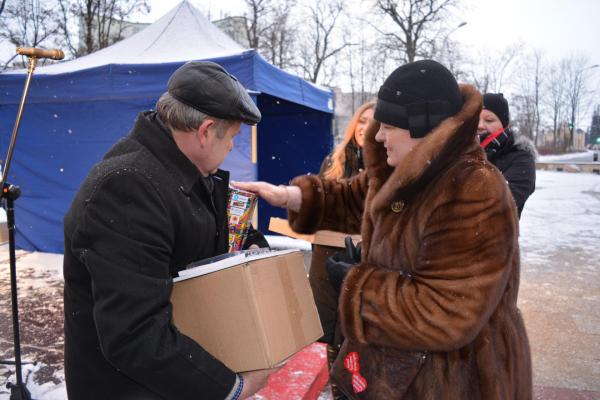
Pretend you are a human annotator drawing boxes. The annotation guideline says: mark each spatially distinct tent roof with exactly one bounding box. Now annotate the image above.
[11,1,245,75]
[0,1,334,113]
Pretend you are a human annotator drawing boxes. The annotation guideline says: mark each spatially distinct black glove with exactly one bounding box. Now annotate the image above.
[326,237,362,293]
[344,236,361,262]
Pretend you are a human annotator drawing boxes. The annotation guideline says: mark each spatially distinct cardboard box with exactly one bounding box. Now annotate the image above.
[268,217,361,248]
[171,250,323,372]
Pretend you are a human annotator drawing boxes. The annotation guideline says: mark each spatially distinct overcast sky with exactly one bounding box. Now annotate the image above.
[143,0,600,66]
[1,0,597,126]
[140,0,600,126]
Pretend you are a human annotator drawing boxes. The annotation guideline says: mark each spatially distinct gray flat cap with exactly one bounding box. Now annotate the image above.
[167,61,261,125]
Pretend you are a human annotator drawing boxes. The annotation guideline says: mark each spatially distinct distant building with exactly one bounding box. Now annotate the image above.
[212,16,250,48]
[538,122,586,153]
[331,88,376,144]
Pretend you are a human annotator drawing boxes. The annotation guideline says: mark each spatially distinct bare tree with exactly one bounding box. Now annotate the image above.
[545,61,568,151]
[532,50,544,145]
[468,43,522,94]
[0,0,7,16]
[295,0,350,84]
[243,0,271,49]
[375,0,458,63]
[514,49,545,143]
[343,25,387,111]
[563,54,596,150]
[241,0,295,69]
[57,0,150,57]
[263,0,294,69]
[431,37,467,81]
[512,94,535,140]
[0,0,62,70]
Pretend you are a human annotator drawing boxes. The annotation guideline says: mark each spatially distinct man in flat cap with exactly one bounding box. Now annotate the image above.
[63,61,274,399]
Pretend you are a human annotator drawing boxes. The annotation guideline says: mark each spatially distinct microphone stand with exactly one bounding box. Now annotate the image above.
[0,55,38,400]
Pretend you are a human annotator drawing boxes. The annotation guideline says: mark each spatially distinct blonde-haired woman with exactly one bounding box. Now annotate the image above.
[314,100,374,399]
[321,101,375,180]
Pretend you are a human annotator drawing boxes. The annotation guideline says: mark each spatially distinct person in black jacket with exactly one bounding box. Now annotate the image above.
[478,93,537,217]
[63,61,274,400]
[311,101,374,343]
[314,101,374,399]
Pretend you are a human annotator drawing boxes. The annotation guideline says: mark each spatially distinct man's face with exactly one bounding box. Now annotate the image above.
[478,109,503,136]
[374,123,422,167]
[204,121,242,173]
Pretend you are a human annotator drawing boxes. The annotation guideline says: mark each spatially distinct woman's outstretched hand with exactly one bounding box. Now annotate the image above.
[232,181,289,208]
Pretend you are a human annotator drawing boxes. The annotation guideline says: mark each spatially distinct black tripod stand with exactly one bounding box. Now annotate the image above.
[0,47,64,400]
[1,183,32,400]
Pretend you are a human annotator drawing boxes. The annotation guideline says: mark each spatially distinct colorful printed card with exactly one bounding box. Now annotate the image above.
[227,187,258,252]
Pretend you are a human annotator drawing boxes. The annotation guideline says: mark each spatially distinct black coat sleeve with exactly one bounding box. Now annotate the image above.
[70,170,236,399]
[501,152,536,217]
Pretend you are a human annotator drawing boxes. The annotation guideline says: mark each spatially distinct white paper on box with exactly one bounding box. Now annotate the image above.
[175,249,298,281]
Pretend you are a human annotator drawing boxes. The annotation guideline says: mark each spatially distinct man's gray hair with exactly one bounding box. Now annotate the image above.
[156,92,230,138]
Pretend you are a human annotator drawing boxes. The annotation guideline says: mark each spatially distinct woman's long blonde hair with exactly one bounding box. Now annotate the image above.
[323,100,375,180]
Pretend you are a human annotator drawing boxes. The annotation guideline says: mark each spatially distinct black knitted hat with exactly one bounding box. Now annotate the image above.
[374,60,463,138]
[483,93,510,128]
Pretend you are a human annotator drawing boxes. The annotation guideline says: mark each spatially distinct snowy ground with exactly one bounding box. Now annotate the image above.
[538,150,597,162]
[517,170,600,393]
[0,170,598,399]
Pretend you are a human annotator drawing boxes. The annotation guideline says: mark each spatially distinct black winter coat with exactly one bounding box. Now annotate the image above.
[320,138,364,179]
[312,138,365,344]
[485,134,536,217]
[63,111,255,399]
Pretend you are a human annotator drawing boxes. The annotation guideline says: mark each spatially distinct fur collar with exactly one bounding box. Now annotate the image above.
[362,84,483,212]
[514,135,538,160]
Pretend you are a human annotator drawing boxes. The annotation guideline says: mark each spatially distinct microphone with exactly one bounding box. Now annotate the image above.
[16,47,64,60]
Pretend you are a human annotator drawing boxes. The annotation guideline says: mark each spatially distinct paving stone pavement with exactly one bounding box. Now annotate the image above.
[518,243,600,399]
[0,245,598,399]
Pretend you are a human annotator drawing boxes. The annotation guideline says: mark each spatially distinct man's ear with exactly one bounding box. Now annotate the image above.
[196,119,215,146]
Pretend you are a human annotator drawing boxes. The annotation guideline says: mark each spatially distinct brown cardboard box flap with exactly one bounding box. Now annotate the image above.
[268,217,361,248]
[171,251,323,372]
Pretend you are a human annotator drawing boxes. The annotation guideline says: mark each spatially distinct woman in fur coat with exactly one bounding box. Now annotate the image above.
[235,60,532,399]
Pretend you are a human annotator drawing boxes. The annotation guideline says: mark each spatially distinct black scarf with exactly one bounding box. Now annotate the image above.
[480,127,514,163]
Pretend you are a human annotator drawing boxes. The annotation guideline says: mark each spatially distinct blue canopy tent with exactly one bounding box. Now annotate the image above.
[0,1,333,252]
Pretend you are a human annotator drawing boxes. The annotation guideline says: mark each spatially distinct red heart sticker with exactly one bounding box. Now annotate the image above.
[344,351,360,373]
[352,373,368,393]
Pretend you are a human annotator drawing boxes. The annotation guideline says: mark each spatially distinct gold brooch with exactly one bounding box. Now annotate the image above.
[391,200,405,213]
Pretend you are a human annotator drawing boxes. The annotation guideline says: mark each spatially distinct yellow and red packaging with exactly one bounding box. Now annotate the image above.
[227,187,258,252]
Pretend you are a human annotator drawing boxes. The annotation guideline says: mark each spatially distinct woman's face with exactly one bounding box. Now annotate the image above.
[478,109,503,135]
[354,107,374,147]
[374,123,422,167]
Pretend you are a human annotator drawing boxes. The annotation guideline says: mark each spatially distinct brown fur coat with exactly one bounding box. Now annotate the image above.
[288,85,532,399]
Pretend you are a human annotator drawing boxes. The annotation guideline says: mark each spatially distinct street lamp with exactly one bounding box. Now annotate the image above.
[437,22,467,68]
[440,22,467,53]
[445,22,467,43]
